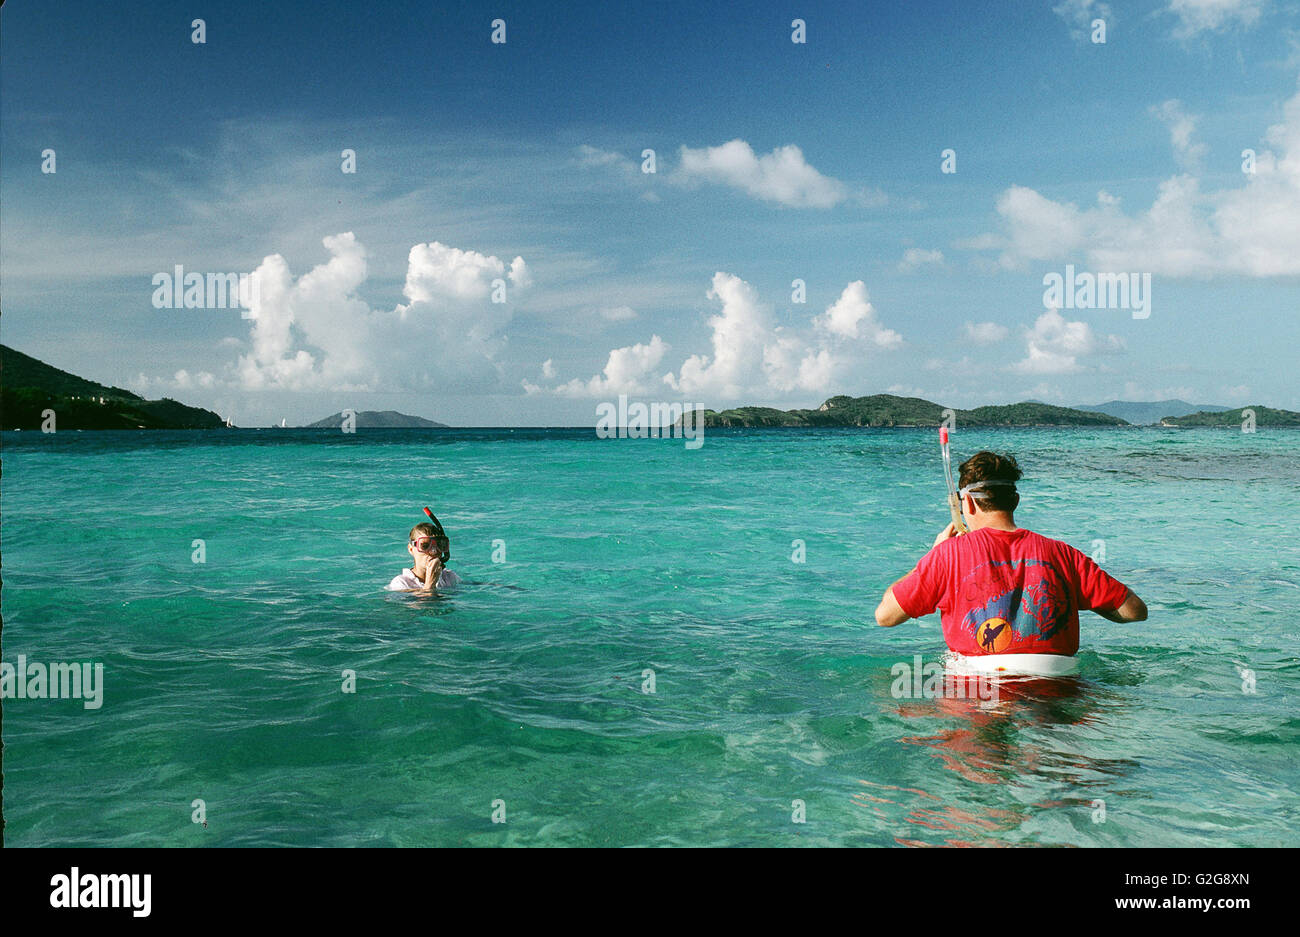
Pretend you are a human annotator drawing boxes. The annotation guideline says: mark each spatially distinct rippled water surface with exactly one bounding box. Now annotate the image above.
[3,426,1297,846]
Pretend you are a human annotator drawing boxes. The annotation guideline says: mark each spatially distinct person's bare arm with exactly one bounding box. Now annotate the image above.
[875,579,911,627]
[1093,589,1147,622]
[875,525,953,627]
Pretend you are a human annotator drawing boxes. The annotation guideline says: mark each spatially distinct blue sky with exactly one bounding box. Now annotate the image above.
[3,0,1298,425]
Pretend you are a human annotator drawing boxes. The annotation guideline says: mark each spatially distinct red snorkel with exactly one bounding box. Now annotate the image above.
[422,506,451,562]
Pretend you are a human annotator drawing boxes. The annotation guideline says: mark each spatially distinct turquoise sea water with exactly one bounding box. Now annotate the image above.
[2,426,1297,847]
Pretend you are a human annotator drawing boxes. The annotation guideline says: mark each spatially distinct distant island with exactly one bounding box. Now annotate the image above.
[681,394,1129,428]
[1073,399,1232,426]
[5,344,1291,432]
[1,344,224,430]
[303,410,449,428]
[1160,406,1300,427]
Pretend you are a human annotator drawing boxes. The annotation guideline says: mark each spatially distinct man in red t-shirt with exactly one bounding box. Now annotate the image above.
[874,451,1147,655]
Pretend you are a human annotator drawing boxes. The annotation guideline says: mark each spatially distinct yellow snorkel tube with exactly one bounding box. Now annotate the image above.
[939,427,969,535]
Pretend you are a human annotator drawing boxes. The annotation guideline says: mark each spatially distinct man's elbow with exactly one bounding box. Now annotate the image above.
[1117,591,1148,622]
[874,599,907,628]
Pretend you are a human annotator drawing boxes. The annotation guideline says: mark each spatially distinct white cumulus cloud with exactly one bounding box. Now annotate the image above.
[813,280,902,346]
[978,83,1300,278]
[231,232,528,393]
[667,273,772,397]
[673,139,850,208]
[1012,308,1124,375]
[402,240,529,304]
[554,335,669,397]
[531,273,905,402]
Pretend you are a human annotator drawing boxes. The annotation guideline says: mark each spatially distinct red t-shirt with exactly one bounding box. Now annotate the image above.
[892,527,1130,656]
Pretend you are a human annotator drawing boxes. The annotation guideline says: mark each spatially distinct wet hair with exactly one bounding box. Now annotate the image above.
[957,451,1022,512]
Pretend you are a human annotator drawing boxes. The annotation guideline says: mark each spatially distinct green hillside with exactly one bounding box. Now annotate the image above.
[688,394,1128,428]
[1160,406,1300,427]
[2,344,143,401]
[2,344,225,430]
[960,401,1128,426]
[702,406,808,427]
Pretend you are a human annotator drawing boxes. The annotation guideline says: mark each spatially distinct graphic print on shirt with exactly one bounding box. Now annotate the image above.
[960,558,1071,651]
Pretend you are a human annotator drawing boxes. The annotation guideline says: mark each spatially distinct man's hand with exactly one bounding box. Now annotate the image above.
[932,522,959,549]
